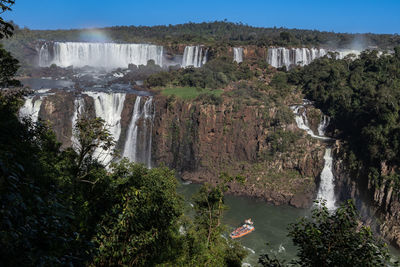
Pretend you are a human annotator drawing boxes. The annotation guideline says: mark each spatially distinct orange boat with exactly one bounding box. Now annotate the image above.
[230,219,255,239]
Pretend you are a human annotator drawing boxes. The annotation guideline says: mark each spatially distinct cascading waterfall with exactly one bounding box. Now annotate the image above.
[71,97,85,149]
[290,104,330,141]
[84,92,126,163]
[317,148,336,210]
[291,100,336,210]
[233,47,244,63]
[122,96,154,168]
[39,42,164,68]
[182,46,208,68]
[142,97,154,168]
[19,97,43,123]
[38,43,51,67]
[122,96,142,163]
[268,47,327,69]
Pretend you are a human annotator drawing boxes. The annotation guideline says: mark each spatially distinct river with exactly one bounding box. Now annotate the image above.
[178,182,309,266]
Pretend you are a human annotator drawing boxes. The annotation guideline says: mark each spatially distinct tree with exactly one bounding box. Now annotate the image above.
[181,174,247,266]
[0,44,21,87]
[71,114,115,182]
[259,200,392,267]
[0,89,87,266]
[92,160,184,266]
[0,0,21,88]
[0,0,15,39]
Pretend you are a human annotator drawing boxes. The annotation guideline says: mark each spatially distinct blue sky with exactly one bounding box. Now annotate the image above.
[4,0,400,34]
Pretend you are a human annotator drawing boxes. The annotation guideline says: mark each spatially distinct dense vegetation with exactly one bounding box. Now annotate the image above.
[146,56,253,89]
[288,49,400,196]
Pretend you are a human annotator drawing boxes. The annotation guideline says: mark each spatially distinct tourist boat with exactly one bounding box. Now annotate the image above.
[230,219,255,239]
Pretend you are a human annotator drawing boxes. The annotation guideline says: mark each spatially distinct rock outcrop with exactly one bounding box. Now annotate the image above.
[333,140,400,248]
[152,96,325,207]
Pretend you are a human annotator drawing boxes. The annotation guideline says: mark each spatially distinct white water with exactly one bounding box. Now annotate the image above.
[122,96,142,163]
[71,97,85,149]
[122,96,154,168]
[291,101,336,210]
[143,97,154,168]
[290,105,331,140]
[317,148,336,210]
[39,42,164,68]
[182,46,208,68]
[233,47,244,63]
[336,49,362,59]
[84,92,126,163]
[38,43,51,66]
[19,97,43,123]
[268,47,327,69]
[318,115,330,136]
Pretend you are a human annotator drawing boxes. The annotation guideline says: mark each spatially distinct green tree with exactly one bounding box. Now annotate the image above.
[259,200,391,267]
[0,0,15,39]
[181,174,247,266]
[0,0,21,88]
[0,44,21,87]
[92,160,184,266]
[0,89,87,266]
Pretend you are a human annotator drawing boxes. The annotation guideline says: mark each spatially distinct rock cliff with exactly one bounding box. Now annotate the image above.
[152,96,325,207]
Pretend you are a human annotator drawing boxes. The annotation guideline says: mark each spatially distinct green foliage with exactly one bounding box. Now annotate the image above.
[259,200,391,266]
[0,0,15,39]
[0,90,88,265]
[161,86,223,100]
[0,0,20,88]
[290,200,390,266]
[0,44,20,87]
[181,180,248,266]
[93,160,184,266]
[266,129,301,155]
[146,56,254,90]
[290,49,400,187]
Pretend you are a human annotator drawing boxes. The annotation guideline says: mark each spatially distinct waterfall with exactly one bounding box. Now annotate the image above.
[317,148,336,210]
[233,47,243,63]
[122,96,142,163]
[38,43,51,67]
[291,100,336,210]
[19,97,43,123]
[290,103,330,141]
[71,97,85,149]
[336,49,362,59]
[84,92,126,163]
[318,115,330,136]
[122,96,154,168]
[39,42,164,68]
[182,46,208,68]
[142,97,154,168]
[267,47,327,69]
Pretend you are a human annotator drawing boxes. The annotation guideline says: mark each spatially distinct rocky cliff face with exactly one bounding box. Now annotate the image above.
[152,96,325,208]
[333,141,400,248]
